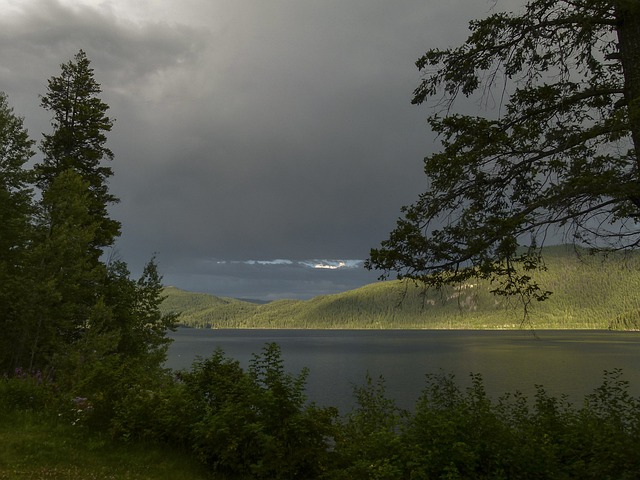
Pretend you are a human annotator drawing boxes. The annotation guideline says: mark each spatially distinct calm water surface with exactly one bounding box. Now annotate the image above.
[166,329,640,413]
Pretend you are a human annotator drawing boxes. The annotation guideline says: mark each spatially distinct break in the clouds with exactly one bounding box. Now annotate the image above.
[298,260,363,270]
[166,257,379,301]
[220,259,364,270]
[0,0,526,299]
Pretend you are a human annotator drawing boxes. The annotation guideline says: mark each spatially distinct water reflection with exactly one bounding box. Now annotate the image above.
[166,329,640,413]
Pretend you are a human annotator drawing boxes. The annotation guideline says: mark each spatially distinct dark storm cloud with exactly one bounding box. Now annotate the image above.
[0,0,526,298]
[0,1,203,72]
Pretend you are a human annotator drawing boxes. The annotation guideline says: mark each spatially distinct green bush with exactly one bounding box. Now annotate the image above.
[323,369,640,480]
[109,374,194,446]
[560,369,640,479]
[0,369,57,412]
[185,344,338,479]
[328,374,408,480]
[403,373,508,479]
[7,347,640,480]
[338,370,640,480]
[110,344,338,479]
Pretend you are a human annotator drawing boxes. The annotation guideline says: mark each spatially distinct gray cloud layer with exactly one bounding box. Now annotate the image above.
[0,0,524,299]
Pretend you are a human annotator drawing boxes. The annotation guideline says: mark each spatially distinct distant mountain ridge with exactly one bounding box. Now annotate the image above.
[161,246,640,330]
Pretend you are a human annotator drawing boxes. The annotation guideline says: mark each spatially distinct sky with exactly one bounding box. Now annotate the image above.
[0,0,523,300]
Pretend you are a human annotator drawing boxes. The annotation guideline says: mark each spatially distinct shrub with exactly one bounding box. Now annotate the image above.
[560,369,640,479]
[10,344,640,480]
[327,374,408,480]
[402,373,514,479]
[109,373,194,445]
[181,344,337,479]
[0,368,57,412]
[396,370,640,480]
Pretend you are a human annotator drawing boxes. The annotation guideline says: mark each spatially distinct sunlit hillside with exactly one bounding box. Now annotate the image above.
[161,246,640,329]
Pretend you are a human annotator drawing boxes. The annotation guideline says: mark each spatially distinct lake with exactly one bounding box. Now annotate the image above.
[166,328,640,413]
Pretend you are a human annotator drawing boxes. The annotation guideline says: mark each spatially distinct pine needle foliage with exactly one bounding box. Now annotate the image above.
[368,0,640,308]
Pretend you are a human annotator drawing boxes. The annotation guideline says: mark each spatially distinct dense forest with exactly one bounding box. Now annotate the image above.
[164,245,640,330]
[0,50,175,401]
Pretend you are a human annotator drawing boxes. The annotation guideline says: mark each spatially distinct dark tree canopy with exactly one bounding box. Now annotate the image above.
[0,93,34,263]
[0,93,35,369]
[36,49,120,253]
[0,52,175,381]
[368,0,640,303]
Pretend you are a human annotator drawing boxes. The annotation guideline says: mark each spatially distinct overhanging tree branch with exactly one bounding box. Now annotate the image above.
[369,0,640,310]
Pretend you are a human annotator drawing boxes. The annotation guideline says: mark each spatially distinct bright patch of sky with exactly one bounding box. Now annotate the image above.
[299,260,363,270]
[213,259,363,270]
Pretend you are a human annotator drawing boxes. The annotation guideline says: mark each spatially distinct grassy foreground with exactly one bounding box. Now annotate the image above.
[3,367,640,480]
[2,349,640,479]
[0,410,211,480]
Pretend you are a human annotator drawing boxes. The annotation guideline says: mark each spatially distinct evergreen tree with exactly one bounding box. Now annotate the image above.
[36,49,120,255]
[27,50,119,372]
[0,92,35,371]
[21,51,175,389]
[28,169,107,370]
[102,256,177,367]
[0,51,175,410]
[368,0,640,304]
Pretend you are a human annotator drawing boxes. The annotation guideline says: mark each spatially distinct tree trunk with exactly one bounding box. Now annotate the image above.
[616,1,640,166]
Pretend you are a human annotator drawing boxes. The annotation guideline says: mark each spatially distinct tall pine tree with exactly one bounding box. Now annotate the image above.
[36,49,120,256]
[0,93,35,371]
[23,51,175,396]
[28,170,107,370]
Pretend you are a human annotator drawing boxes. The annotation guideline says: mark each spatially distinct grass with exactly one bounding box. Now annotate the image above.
[0,409,212,480]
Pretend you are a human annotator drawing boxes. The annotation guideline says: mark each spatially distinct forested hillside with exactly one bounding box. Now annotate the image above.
[163,246,640,330]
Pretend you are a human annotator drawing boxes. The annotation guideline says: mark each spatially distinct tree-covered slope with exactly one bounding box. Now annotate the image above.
[162,246,640,329]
